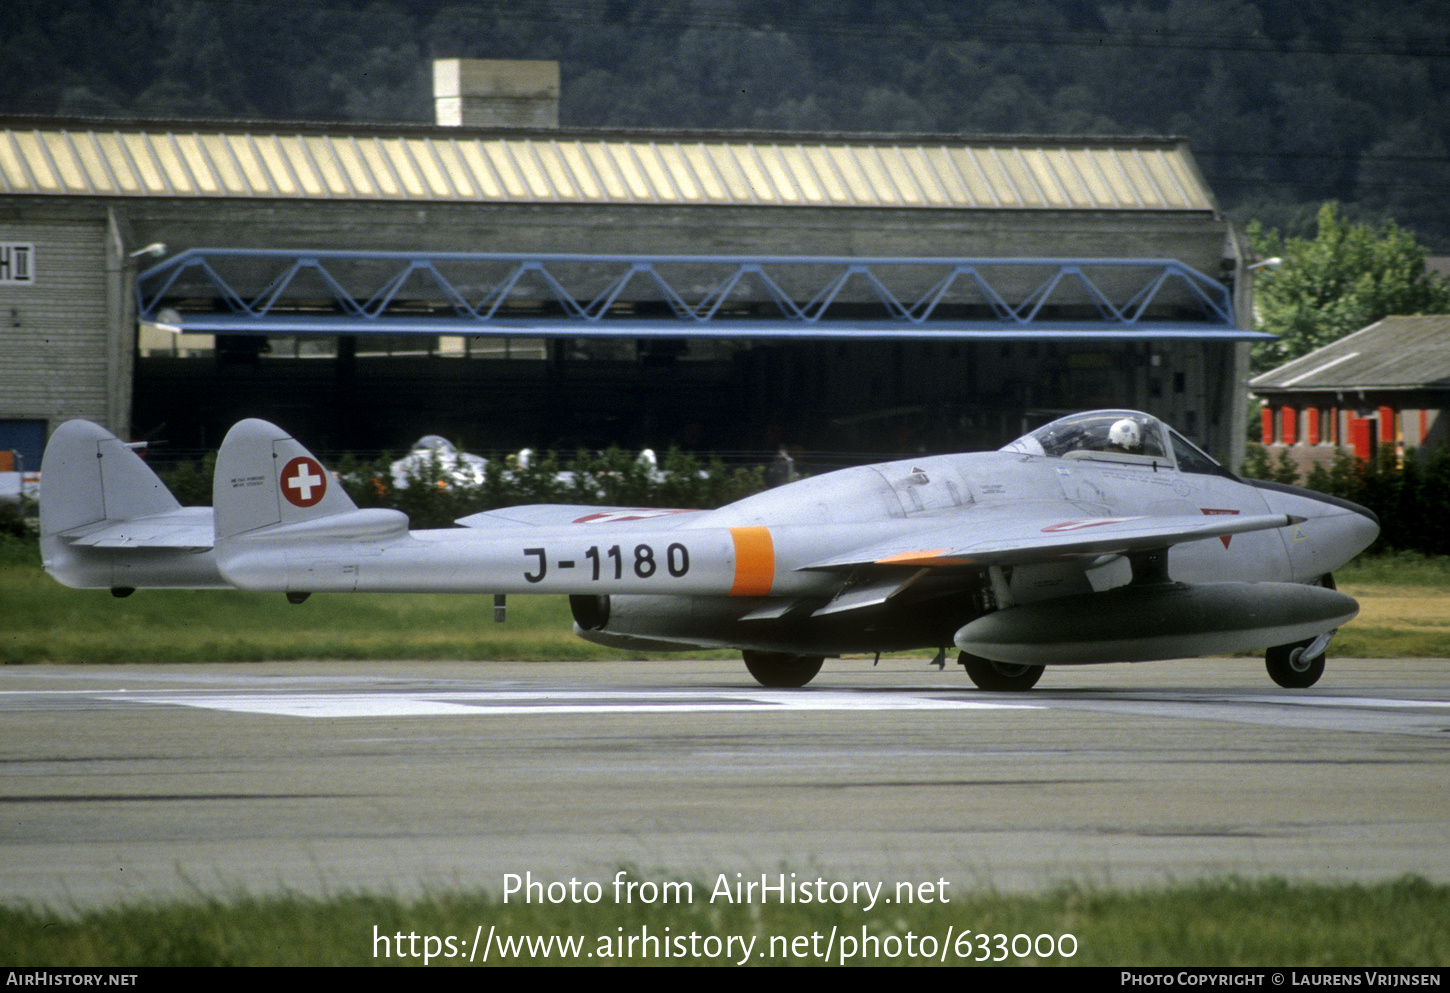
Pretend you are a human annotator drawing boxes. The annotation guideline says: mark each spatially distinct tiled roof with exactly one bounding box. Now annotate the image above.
[1251,315,1450,391]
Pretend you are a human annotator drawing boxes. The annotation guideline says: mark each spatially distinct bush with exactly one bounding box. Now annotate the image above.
[191,445,775,530]
[0,503,34,541]
[155,452,216,506]
[1239,443,1301,485]
[1251,444,1450,557]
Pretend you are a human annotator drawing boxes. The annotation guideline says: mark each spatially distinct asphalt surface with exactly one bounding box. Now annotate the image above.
[2,655,1448,909]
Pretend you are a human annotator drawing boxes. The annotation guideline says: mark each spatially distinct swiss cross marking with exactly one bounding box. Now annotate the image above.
[280,456,327,507]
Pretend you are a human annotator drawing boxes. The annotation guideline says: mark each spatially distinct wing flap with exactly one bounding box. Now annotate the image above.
[813,569,929,616]
[801,512,1297,572]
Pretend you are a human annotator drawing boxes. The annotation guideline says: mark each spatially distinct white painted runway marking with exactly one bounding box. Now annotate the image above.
[1225,694,1450,710]
[105,688,1042,719]
[17,680,1443,732]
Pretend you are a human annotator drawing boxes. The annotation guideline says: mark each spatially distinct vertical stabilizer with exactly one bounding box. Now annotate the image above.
[213,419,359,540]
[39,420,181,538]
[38,420,222,590]
[212,419,407,593]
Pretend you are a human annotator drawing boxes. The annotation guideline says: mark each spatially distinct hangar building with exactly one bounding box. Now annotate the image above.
[0,59,1259,470]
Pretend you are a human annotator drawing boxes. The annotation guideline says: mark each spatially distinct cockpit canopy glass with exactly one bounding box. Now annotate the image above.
[1000,410,1232,477]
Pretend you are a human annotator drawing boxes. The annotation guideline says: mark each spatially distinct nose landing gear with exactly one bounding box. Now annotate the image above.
[1265,632,1331,688]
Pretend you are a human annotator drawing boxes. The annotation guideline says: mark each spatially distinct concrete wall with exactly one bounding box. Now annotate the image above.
[108,198,1232,270]
[0,211,129,458]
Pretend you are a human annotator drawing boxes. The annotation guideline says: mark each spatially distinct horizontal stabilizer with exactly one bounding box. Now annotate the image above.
[239,507,408,542]
[63,506,215,549]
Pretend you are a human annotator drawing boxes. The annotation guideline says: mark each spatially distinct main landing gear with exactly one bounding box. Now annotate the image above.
[958,651,1044,691]
[740,642,1331,691]
[742,650,825,688]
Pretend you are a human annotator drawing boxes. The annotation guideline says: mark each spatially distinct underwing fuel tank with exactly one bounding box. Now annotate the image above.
[955,581,1359,665]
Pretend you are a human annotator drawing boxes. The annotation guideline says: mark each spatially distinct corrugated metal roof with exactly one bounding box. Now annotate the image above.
[0,124,1215,211]
[1250,315,1450,391]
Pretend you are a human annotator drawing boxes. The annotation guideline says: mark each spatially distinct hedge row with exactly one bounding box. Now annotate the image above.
[157,448,771,529]
[1241,443,1449,556]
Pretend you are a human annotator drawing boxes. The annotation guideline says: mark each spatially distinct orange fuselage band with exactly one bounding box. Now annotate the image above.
[729,526,775,596]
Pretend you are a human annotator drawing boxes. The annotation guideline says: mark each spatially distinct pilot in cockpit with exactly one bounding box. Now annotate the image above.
[1107,417,1143,454]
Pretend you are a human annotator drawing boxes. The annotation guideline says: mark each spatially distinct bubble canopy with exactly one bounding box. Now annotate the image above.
[1000,409,1233,477]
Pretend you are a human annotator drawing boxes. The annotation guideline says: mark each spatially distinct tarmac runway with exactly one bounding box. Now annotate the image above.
[2,655,1448,909]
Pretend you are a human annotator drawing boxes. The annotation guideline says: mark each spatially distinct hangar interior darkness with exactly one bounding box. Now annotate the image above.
[134,334,1230,462]
[128,246,1245,459]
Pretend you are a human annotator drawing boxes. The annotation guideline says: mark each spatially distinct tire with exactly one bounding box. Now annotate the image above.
[959,651,1044,691]
[742,650,825,688]
[1265,639,1326,688]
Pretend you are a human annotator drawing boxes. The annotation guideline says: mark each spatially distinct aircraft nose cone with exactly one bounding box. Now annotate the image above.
[1308,497,1381,565]
[1347,497,1380,531]
[1345,502,1381,554]
[1317,493,1380,551]
[1305,489,1379,531]
[1248,479,1380,553]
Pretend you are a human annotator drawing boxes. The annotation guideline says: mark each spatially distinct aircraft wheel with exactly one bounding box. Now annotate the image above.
[1265,639,1326,688]
[959,651,1044,691]
[742,650,824,688]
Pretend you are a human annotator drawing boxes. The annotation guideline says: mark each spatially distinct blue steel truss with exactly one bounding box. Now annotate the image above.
[137,249,1259,341]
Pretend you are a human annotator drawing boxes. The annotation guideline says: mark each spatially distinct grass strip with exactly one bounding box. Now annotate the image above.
[9,540,1450,663]
[2,876,1445,966]
[4,538,713,663]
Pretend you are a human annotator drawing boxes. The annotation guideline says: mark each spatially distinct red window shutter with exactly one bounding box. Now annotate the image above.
[1349,418,1372,460]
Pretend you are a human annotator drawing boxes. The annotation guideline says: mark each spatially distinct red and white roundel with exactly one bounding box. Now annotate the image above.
[571,509,697,524]
[280,456,327,508]
[1041,516,1143,533]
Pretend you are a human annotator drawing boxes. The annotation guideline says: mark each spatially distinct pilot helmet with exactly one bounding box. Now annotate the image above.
[1108,418,1142,451]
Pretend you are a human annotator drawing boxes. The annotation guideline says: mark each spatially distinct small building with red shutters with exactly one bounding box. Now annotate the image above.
[1249,314,1450,473]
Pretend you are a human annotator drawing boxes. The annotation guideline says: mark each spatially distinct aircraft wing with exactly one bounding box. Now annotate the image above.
[800,510,1298,571]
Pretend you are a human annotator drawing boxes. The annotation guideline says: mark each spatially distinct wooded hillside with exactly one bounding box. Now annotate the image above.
[5,0,1448,246]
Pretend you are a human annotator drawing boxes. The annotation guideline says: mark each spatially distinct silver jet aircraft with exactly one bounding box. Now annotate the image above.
[39,410,1378,690]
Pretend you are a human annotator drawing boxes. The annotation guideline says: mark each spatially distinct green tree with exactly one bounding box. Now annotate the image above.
[1250,202,1450,371]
